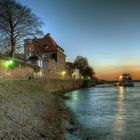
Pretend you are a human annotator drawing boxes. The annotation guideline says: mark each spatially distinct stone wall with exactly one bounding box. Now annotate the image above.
[35,79,96,94]
[40,68,71,79]
[4,67,33,78]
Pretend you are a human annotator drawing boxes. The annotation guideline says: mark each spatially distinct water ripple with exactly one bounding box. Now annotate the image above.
[65,83,140,140]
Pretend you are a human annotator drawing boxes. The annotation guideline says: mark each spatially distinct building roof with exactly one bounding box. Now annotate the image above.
[44,33,58,47]
[33,33,64,53]
[24,33,66,61]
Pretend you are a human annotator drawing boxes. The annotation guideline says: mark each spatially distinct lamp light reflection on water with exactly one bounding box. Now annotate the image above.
[113,86,126,133]
[71,90,79,101]
[66,90,80,111]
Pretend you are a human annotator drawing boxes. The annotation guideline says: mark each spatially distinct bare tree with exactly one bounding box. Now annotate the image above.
[0,0,43,57]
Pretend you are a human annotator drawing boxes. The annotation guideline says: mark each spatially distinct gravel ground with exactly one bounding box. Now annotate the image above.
[0,80,74,140]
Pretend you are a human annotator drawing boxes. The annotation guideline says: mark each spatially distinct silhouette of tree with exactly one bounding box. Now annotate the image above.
[74,55,95,78]
[74,56,88,74]
[83,65,95,79]
[0,0,43,57]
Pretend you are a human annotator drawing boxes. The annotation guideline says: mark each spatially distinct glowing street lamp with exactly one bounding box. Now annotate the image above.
[81,76,84,79]
[61,70,66,77]
[88,77,91,79]
[8,60,13,65]
[3,60,14,68]
[72,72,76,78]
[119,75,123,79]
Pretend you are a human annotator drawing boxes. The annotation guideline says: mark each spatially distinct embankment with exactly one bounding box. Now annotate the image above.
[40,78,96,93]
[0,79,95,139]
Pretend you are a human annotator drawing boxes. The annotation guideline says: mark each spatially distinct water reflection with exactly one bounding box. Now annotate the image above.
[113,87,126,134]
[71,90,79,101]
[66,84,140,140]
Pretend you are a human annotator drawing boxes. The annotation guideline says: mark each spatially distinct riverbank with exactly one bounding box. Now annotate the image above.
[0,79,92,139]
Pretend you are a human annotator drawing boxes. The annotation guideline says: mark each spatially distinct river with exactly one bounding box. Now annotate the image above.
[65,82,140,140]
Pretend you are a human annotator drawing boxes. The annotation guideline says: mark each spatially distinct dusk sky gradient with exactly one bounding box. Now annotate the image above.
[17,0,140,80]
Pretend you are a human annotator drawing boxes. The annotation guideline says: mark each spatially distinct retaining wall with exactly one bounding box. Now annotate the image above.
[36,79,96,94]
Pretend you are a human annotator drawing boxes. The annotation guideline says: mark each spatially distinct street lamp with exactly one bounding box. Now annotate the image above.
[4,60,14,68]
[61,70,66,77]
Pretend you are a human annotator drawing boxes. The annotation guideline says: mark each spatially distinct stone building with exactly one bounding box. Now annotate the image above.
[24,33,66,72]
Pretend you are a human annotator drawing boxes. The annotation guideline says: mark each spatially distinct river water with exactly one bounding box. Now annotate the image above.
[65,83,140,140]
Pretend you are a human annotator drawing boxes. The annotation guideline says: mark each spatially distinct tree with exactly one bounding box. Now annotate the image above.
[83,65,95,79]
[74,55,95,78]
[74,56,88,75]
[0,0,43,57]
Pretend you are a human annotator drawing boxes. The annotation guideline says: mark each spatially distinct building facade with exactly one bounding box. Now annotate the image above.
[24,33,66,72]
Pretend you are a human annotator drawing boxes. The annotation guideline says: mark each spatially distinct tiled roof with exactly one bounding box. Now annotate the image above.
[44,33,58,47]
[25,33,66,58]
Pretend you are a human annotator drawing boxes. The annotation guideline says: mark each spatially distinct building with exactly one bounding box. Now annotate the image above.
[24,33,66,72]
[66,62,80,79]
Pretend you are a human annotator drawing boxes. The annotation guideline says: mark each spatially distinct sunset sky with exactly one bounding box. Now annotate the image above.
[17,0,140,80]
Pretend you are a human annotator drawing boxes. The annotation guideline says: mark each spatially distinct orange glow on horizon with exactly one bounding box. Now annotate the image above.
[96,67,140,80]
[96,73,140,80]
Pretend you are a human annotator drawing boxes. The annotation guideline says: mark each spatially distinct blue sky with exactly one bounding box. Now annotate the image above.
[17,0,140,79]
